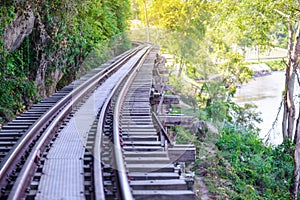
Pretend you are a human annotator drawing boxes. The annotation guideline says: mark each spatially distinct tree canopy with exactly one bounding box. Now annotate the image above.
[2,0,300,198]
[0,0,131,122]
[130,0,300,198]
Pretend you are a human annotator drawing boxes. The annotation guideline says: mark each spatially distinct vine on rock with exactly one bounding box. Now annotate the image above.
[0,0,131,124]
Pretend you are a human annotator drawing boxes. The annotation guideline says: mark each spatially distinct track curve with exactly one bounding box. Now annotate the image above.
[0,43,195,200]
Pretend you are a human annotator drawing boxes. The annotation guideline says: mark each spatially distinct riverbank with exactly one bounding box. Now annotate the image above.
[234,71,286,145]
[234,59,286,144]
[175,110,293,199]
[176,86,293,198]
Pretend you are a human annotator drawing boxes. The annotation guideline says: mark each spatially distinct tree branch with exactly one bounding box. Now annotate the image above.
[274,9,290,19]
[274,8,300,20]
[295,65,300,86]
[264,98,283,143]
[283,58,289,68]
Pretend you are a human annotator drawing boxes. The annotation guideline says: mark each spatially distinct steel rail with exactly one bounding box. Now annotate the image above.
[94,44,152,200]
[113,45,153,199]
[1,45,145,199]
[93,44,152,199]
[93,119,105,200]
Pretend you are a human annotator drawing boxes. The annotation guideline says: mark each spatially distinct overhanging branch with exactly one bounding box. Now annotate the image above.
[274,9,290,19]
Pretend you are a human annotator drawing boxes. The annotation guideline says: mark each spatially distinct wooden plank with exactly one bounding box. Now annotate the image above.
[133,190,195,200]
[126,163,174,172]
[122,135,158,141]
[121,125,154,129]
[128,172,179,180]
[124,151,167,158]
[150,95,180,105]
[168,147,196,162]
[152,84,174,93]
[130,179,188,190]
[153,76,169,84]
[123,141,161,146]
[125,157,170,164]
[121,129,157,133]
[157,68,169,74]
[123,146,163,152]
[158,115,193,127]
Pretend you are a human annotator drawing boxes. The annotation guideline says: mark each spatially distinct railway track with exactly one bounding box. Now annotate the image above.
[0,43,195,199]
[115,55,195,200]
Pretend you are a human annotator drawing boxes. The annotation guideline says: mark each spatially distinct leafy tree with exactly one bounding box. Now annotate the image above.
[0,0,131,122]
[154,0,207,77]
[131,0,300,198]
[132,0,208,77]
[205,0,300,198]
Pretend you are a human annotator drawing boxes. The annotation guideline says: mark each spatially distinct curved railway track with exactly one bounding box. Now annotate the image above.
[0,43,195,199]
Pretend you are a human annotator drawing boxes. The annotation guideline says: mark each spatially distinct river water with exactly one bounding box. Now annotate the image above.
[234,71,287,145]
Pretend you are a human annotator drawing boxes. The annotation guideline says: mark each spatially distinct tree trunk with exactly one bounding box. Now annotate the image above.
[35,54,49,97]
[287,68,296,139]
[283,21,294,140]
[143,0,150,42]
[177,3,188,78]
[293,102,300,199]
[288,21,300,200]
[177,57,184,77]
[283,92,288,139]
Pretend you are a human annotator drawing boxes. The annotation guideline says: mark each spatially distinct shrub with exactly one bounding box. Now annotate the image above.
[215,123,293,199]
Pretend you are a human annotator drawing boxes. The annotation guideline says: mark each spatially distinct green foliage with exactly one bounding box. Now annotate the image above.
[32,0,131,92]
[199,82,231,122]
[198,81,262,128]
[210,0,274,48]
[0,0,131,123]
[131,0,209,77]
[128,0,298,198]
[0,46,37,121]
[190,80,293,198]
[218,51,253,84]
[175,126,196,144]
[229,103,262,132]
[186,74,293,198]
[0,4,36,122]
[247,60,285,72]
[263,60,286,71]
[214,124,293,199]
[190,90,293,198]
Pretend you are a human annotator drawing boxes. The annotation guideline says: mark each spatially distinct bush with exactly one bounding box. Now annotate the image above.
[215,124,293,199]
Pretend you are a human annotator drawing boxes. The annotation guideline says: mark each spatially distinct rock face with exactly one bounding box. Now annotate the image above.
[3,6,35,52]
